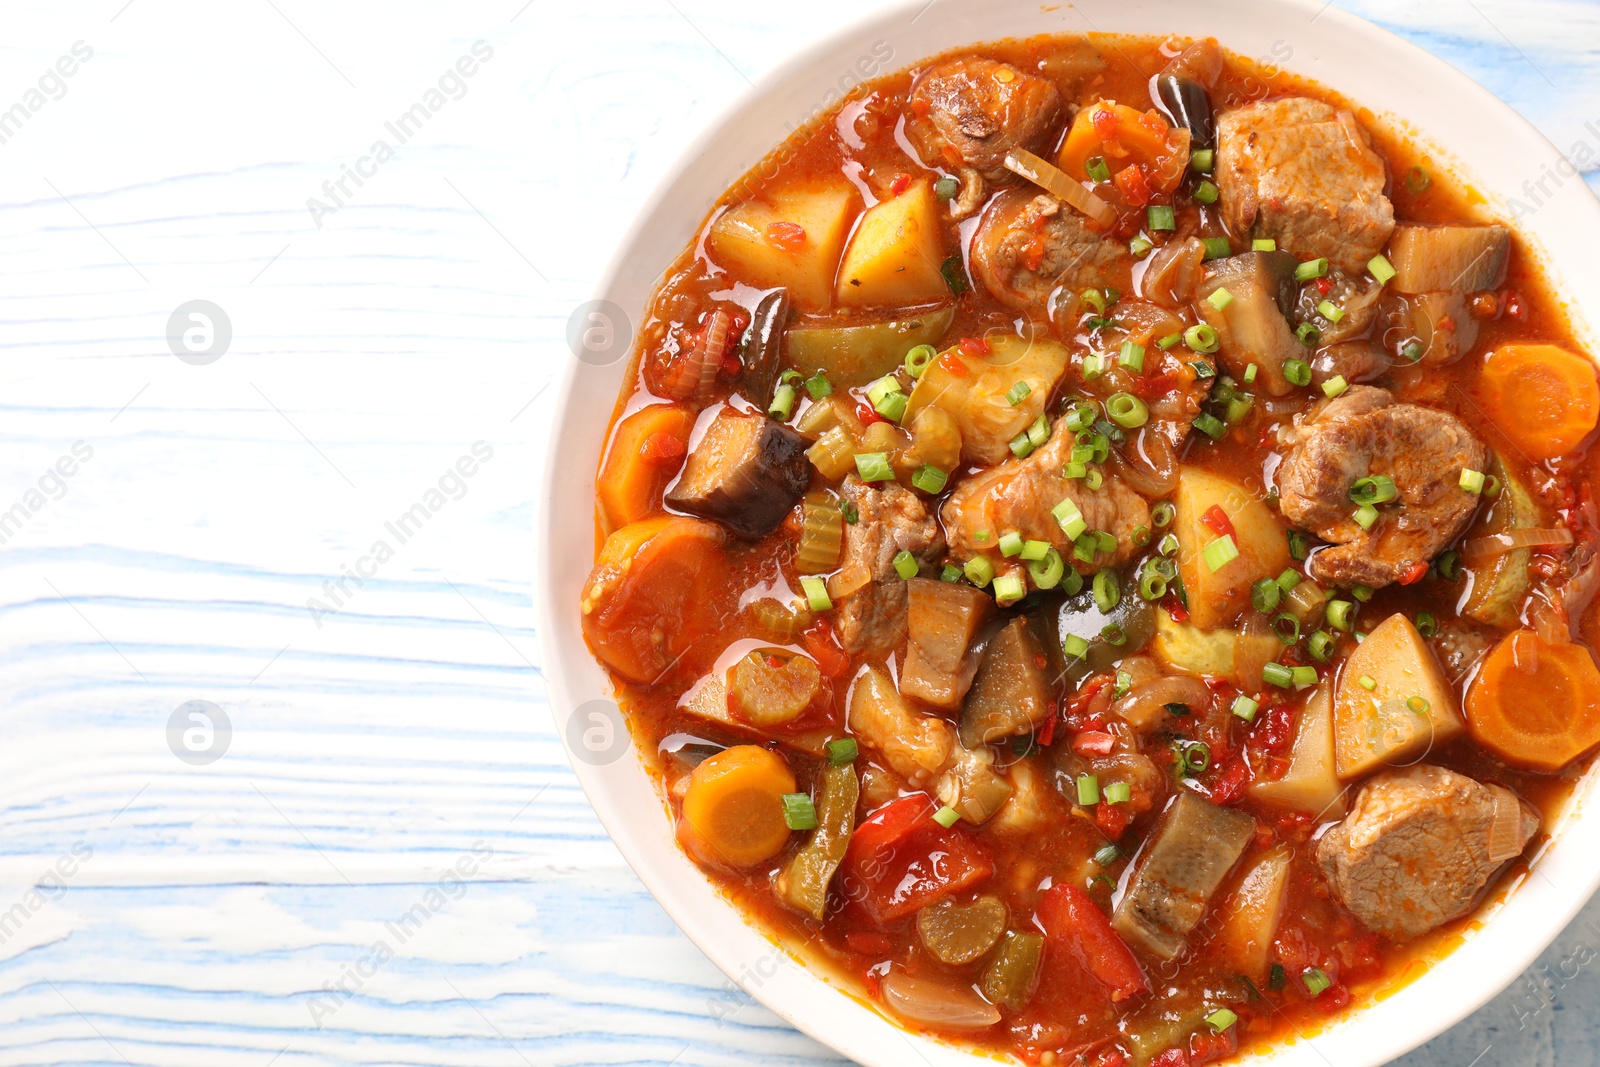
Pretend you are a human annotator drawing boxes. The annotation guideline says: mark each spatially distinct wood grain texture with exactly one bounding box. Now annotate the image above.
[0,0,1593,1064]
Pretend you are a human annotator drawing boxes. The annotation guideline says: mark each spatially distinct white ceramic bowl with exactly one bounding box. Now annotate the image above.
[537,2,1600,1063]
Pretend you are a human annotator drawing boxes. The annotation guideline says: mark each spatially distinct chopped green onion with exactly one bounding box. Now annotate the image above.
[1064,461,1088,479]
[1182,741,1211,773]
[1351,583,1374,603]
[1085,469,1104,490]
[1276,568,1302,592]
[1086,156,1111,183]
[1006,380,1033,407]
[1438,551,1462,581]
[1081,288,1108,314]
[1368,254,1397,284]
[912,464,948,494]
[1272,613,1301,643]
[1416,611,1437,638]
[1158,533,1181,557]
[1194,413,1226,439]
[1295,258,1329,282]
[932,805,962,829]
[1093,568,1121,613]
[1148,205,1176,231]
[1151,502,1175,527]
[1225,392,1254,425]
[1263,662,1294,688]
[975,530,991,542]
[1201,235,1230,259]
[1101,622,1127,646]
[1296,322,1321,347]
[1082,352,1106,380]
[1322,375,1349,398]
[800,575,832,612]
[1114,670,1133,698]
[1076,774,1100,806]
[993,573,1026,605]
[1202,535,1240,572]
[1190,148,1215,173]
[1402,340,1425,363]
[1270,964,1286,992]
[1063,633,1090,659]
[904,344,937,378]
[875,391,908,422]
[781,793,818,830]
[1408,695,1431,715]
[1094,843,1121,866]
[1206,1009,1238,1031]
[1352,503,1379,530]
[1484,474,1502,498]
[804,373,833,399]
[854,452,893,482]
[934,175,959,202]
[1185,323,1220,353]
[963,556,995,588]
[1232,695,1260,723]
[1308,629,1335,662]
[893,550,920,579]
[1350,475,1398,505]
[1028,547,1066,590]
[1190,359,1217,379]
[1119,340,1146,371]
[1290,665,1318,688]
[1317,299,1346,324]
[1327,599,1355,631]
[1288,530,1310,561]
[998,531,1025,558]
[1138,569,1169,601]
[1207,286,1235,311]
[1283,359,1311,387]
[866,375,900,406]
[1252,577,1282,614]
[1194,180,1221,206]
[769,383,797,420]
[1252,238,1277,251]
[1019,539,1051,562]
[1073,533,1099,563]
[841,500,859,524]
[1459,468,1486,494]
[1053,497,1087,539]
[1130,235,1154,256]
[1132,525,1151,548]
[825,738,858,765]
[1358,674,1377,691]
[1064,402,1099,432]
[1157,332,1183,350]
[1104,781,1132,804]
[1244,363,1258,385]
[1107,392,1150,428]
[1303,968,1332,996]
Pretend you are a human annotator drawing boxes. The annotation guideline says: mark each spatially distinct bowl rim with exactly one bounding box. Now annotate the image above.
[536,2,1600,1064]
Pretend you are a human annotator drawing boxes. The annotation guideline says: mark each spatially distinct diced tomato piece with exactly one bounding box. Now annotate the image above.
[959,336,991,358]
[1069,675,1113,715]
[889,172,911,195]
[640,430,687,466]
[1091,106,1120,139]
[1189,1026,1237,1065]
[1152,1050,1189,1067]
[1073,730,1117,756]
[1314,276,1334,296]
[1209,757,1252,805]
[1399,560,1429,585]
[1094,802,1133,840]
[1256,703,1297,755]
[1201,505,1235,538]
[1036,884,1149,1000]
[720,353,742,377]
[842,797,994,923]
[765,221,807,251]
[1113,165,1154,207]
[937,351,970,378]
[802,619,852,678]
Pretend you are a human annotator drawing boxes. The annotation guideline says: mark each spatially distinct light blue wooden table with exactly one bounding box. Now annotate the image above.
[2,1,1596,1064]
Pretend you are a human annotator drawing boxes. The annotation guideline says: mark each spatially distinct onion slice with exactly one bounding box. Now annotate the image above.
[827,560,873,599]
[1003,149,1117,228]
[1459,527,1574,564]
[1485,785,1528,864]
[880,971,1001,1030]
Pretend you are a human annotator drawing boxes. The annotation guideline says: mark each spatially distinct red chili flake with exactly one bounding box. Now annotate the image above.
[889,172,912,196]
[1314,276,1334,296]
[1113,164,1154,207]
[939,351,970,378]
[1189,1026,1237,1065]
[1037,711,1057,749]
[1201,504,1236,538]
[1132,370,1177,397]
[1073,730,1118,757]
[640,430,687,466]
[1399,560,1429,585]
[1274,810,1316,841]
[765,221,807,251]
[1319,983,1353,1012]
[959,336,991,358]
[1069,676,1112,715]
[854,400,886,427]
[1165,599,1190,623]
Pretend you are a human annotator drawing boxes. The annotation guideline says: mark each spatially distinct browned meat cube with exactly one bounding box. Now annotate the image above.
[1216,97,1394,274]
[1317,765,1539,940]
[834,477,945,654]
[969,189,1123,312]
[958,617,1051,747]
[665,407,810,540]
[908,57,1061,184]
[900,578,996,711]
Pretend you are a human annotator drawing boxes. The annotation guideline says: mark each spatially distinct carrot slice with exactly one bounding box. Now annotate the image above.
[1480,344,1600,460]
[581,515,726,684]
[597,403,696,534]
[1057,101,1188,194]
[681,745,796,867]
[1465,629,1600,772]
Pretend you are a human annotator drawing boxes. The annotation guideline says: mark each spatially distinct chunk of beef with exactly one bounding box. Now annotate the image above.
[1317,765,1539,940]
[666,407,810,539]
[970,189,1124,312]
[941,416,1150,573]
[1216,97,1394,274]
[1277,386,1487,588]
[835,476,945,654]
[908,57,1062,185]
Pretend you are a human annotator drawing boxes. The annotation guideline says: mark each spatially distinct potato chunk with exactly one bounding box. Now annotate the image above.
[1249,682,1346,818]
[836,182,949,308]
[707,184,858,310]
[1173,467,1289,630]
[1333,613,1464,778]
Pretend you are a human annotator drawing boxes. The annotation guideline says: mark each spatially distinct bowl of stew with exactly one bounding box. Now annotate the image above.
[539,1,1600,1064]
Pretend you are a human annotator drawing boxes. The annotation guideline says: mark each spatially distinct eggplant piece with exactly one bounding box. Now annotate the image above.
[1111,789,1256,959]
[1196,251,1303,396]
[665,407,811,539]
[900,578,996,711]
[1387,224,1510,295]
[774,761,858,920]
[1385,290,1479,366]
[958,617,1051,748]
[738,287,790,406]
[1310,340,1386,389]
[1292,268,1383,345]
[1156,73,1215,149]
